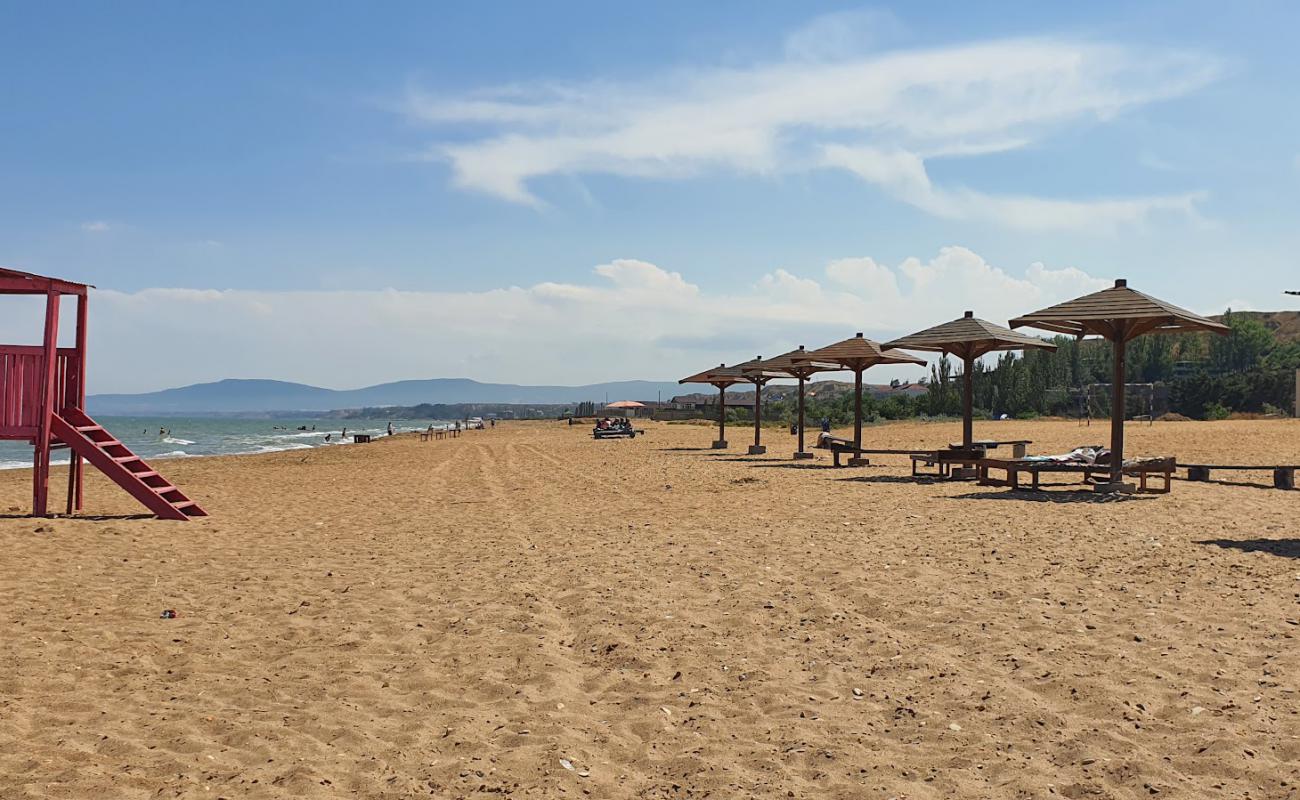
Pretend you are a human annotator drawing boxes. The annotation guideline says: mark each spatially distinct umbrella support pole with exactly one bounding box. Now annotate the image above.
[715,384,728,449]
[847,368,868,467]
[748,378,766,455]
[793,375,810,460]
[1098,333,1135,493]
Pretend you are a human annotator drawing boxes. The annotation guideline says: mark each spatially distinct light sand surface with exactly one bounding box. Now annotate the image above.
[2,418,1299,799]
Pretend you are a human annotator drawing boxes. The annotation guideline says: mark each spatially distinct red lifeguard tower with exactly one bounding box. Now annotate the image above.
[0,268,205,520]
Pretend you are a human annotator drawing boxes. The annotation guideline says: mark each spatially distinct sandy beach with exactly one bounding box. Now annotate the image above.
[2,418,1299,799]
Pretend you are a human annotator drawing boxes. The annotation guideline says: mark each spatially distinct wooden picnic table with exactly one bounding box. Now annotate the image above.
[912,440,1035,478]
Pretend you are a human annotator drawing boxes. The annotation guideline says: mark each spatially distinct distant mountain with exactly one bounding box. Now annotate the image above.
[87,377,686,416]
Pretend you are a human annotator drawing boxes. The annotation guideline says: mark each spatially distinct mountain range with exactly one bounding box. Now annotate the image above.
[87,378,688,416]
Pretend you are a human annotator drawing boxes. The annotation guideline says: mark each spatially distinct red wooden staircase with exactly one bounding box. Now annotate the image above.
[50,408,207,521]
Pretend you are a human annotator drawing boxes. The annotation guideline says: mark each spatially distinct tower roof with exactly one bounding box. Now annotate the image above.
[0,267,93,296]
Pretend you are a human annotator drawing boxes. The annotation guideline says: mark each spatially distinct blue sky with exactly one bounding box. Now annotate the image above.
[1,1,1298,392]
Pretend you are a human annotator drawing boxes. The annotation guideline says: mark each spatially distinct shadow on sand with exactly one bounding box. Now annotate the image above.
[0,513,157,521]
[948,489,1154,504]
[833,474,943,485]
[1195,538,1300,559]
[1179,476,1293,492]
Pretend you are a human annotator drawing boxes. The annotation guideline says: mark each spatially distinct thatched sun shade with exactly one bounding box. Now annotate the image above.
[743,347,839,459]
[795,334,925,464]
[1010,279,1229,489]
[884,311,1057,448]
[679,364,747,449]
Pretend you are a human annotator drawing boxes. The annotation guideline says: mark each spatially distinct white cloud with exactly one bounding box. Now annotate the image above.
[3,248,1118,393]
[403,23,1220,230]
[81,221,111,232]
[783,9,904,62]
[822,144,1207,232]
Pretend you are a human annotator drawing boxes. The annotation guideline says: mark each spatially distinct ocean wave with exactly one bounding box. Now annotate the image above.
[247,443,314,454]
[153,450,193,459]
[162,436,196,445]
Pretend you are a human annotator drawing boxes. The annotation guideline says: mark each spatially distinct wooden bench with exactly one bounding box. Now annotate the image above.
[354,434,372,444]
[814,437,919,467]
[977,457,1176,494]
[1181,463,1297,490]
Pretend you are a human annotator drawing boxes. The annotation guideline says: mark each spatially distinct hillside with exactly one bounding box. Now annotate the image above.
[1217,309,1300,343]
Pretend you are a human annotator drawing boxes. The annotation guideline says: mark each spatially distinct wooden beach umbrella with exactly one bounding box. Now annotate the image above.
[1010,278,1229,490]
[753,346,839,459]
[796,334,925,466]
[733,355,791,455]
[884,311,1058,448]
[679,363,746,449]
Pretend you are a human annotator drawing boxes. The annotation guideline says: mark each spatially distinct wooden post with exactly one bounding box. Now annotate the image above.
[846,365,869,466]
[962,353,974,448]
[796,373,807,457]
[748,378,766,455]
[1110,334,1127,485]
[33,290,60,517]
[853,368,863,450]
[714,383,728,449]
[68,292,87,513]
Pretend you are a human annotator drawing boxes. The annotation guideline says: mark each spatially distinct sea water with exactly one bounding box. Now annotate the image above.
[0,417,456,470]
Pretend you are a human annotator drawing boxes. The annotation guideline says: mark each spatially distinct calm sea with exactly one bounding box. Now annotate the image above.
[0,416,455,470]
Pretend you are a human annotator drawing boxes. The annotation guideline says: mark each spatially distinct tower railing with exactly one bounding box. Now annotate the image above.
[0,345,81,440]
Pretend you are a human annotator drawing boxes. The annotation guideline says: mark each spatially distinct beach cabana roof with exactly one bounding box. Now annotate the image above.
[884,312,1057,449]
[797,333,926,369]
[679,364,746,386]
[884,311,1058,358]
[1007,279,1230,491]
[751,346,840,378]
[1009,279,1229,340]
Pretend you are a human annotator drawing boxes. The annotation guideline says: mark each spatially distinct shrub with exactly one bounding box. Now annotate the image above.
[1203,402,1230,421]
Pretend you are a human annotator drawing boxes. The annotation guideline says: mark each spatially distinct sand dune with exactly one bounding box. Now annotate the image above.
[1,418,1298,798]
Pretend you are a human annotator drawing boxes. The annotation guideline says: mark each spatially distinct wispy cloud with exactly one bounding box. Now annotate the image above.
[31,248,1112,392]
[402,20,1221,231]
[80,221,111,232]
[823,144,1207,232]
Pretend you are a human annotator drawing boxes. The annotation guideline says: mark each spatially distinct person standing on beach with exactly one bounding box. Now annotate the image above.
[387,422,394,436]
